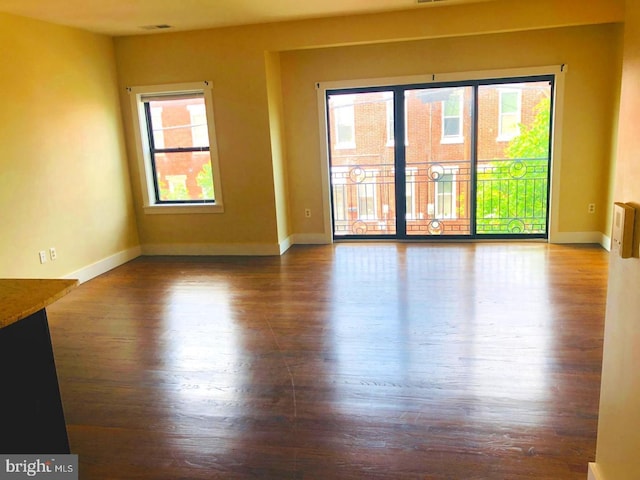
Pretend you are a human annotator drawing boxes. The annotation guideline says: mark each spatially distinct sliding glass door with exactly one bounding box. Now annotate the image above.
[328,91,397,236]
[476,81,552,234]
[403,86,473,236]
[327,76,553,239]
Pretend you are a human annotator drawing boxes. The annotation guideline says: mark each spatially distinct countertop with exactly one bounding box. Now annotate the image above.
[0,279,78,329]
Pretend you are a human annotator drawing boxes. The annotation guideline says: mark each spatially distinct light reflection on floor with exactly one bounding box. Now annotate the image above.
[328,243,551,424]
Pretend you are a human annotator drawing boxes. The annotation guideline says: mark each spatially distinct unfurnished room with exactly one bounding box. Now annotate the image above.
[0,1,639,479]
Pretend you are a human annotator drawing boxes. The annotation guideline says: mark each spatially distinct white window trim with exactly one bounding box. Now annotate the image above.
[405,167,418,220]
[385,92,394,147]
[330,166,349,222]
[317,64,565,244]
[441,91,464,144]
[127,81,224,215]
[186,103,209,148]
[331,95,356,150]
[497,88,522,142]
[434,169,458,220]
[356,171,378,220]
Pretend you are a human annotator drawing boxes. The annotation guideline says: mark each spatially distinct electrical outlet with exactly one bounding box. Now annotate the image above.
[39,251,47,264]
[49,247,57,261]
[588,203,596,214]
[305,208,312,218]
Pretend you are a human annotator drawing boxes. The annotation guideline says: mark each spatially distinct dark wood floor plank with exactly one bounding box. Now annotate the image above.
[46,243,608,479]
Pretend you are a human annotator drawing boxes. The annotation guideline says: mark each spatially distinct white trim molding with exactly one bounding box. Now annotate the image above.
[549,231,610,250]
[127,81,224,214]
[63,246,142,284]
[317,65,566,243]
[588,462,604,480]
[291,233,332,245]
[279,236,293,255]
[141,242,282,256]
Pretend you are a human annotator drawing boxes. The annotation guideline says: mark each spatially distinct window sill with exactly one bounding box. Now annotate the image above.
[441,136,464,145]
[143,203,224,215]
[335,142,356,150]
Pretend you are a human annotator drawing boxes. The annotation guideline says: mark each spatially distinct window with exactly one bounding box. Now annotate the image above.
[435,173,457,219]
[498,89,522,141]
[128,81,223,214]
[441,90,464,143]
[385,92,394,146]
[405,168,417,220]
[357,182,377,220]
[330,95,356,149]
[331,167,349,222]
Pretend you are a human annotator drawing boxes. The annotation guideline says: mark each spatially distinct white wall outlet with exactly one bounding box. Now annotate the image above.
[39,251,47,264]
[305,208,312,218]
[588,203,596,214]
[49,247,57,261]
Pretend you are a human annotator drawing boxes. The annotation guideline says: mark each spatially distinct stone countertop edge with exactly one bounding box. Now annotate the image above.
[0,279,79,329]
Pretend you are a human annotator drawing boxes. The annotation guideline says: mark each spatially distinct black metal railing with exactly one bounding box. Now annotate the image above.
[330,157,548,236]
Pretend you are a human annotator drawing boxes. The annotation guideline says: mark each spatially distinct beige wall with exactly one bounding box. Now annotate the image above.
[114,0,623,251]
[0,0,627,275]
[0,13,139,279]
[0,0,637,475]
[115,30,280,253]
[595,0,640,478]
[280,24,623,238]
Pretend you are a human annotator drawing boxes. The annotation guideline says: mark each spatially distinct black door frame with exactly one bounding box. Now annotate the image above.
[326,74,555,241]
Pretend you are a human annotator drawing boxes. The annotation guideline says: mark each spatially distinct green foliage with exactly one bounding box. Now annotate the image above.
[159,180,190,201]
[505,98,551,160]
[475,97,551,234]
[197,163,215,200]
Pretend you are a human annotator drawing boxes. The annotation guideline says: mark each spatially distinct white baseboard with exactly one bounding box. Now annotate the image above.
[63,246,142,284]
[588,462,604,480]
[141,242,282,256]
[60,231,610,285]
[291,231,608,249]
[290,233,332,245]
[279,236,293,255]
[549,231,609,249]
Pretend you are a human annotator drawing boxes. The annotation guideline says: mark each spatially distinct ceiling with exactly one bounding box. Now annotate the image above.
[0,0,488,37]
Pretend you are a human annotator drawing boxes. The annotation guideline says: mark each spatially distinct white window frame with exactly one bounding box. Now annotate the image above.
[186,103,209,148]
[128,81,224,214]
[497,88,522,142]
[434,170,458,219]
[331,95,356,149]
[405,167,418,220]
[441,90,464,144]
[356,171,378,220]
[330,166,349,221]
[150,106,165,149]
[385,92,395,146]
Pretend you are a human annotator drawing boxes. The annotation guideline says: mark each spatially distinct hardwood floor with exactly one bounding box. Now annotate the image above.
[46,242,609,479]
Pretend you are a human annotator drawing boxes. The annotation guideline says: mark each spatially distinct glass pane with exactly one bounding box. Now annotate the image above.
[154,151,215,202]
[405,86,472,236]
[147,97,209,149]
[501,113,519,138]
[328,91,396,236]
[443,117,461,136]
[477,81,552,235]
[444,94,461,116]
[501,91,519,113]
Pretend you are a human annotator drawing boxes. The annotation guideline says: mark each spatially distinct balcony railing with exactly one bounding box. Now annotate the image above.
[330,157,549,236]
